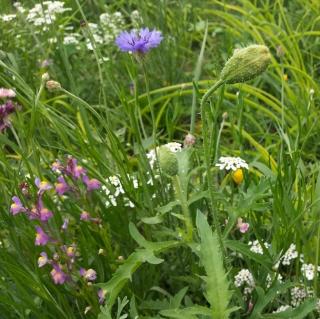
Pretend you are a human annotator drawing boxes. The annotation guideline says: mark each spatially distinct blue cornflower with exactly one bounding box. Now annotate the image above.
[115,28,163,53]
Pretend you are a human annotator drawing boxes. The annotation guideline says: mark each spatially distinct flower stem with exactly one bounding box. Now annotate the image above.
[200,79,225,253]
[172,175,193,242]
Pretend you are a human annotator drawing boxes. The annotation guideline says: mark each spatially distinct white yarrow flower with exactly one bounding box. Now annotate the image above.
[216,156,249,171]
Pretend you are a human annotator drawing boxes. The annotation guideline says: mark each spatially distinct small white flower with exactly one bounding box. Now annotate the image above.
[1,14,16,22]
[291,287,308,307]
[248,240,270,255]
[216,156,249,171]
[281,243,298,265]
[234,269,255,295]
[301,263,318,281]
[273,305,290,313]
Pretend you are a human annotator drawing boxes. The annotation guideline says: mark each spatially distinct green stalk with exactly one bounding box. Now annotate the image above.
[200,79,225,252]
[172,175,193,242]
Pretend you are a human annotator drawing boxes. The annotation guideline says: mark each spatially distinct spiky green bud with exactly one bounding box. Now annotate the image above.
[220,45,272,84]
[158,146,178,176]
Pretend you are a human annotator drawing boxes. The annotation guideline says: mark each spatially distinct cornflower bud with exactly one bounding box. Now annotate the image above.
[183,133,196,147]
[158,146,178,176]
[220,45,272,84]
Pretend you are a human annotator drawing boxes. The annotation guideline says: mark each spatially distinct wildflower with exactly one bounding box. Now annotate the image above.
[61,218,69,231]
[50,264,67,285]
[51,160,62,173]
[220,44,272,84]
[248,240,270,255]
[10,196,26,215]
[80,211,90,221]
[39,207,53,222]
[35,226,50,246]
[234,269,255,294]
[98,288,106,304]
[66,157,86,179]
[84,306,91,314]
[232,168,244,185]
[273,305,290,313]
[35,178,52,194]
[237,218,249,233]
[80,268,97,281]
[82,175,101,191]
[183,133,196,147]
[38,252,48,267]
[216,156,248,171]
[301,263,319,281]
[66,245,75,258]
[115,27,163,53]
[0,100,17,132]
[291,287,308,307]
[0,88,16,98]
[55,176,69,195]
[281,243,298,265]
[46,80,61,91]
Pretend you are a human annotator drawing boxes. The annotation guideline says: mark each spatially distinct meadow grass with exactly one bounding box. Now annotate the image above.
[0,0,320,318]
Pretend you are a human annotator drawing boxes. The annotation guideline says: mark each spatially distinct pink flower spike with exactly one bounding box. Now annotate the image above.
[55,176,69,195]
[237,218,250,234]
[35,226,50,246]
[10,196,26,215]
[80,211,90,221]
[82,175,101,191]
[38,252,48,267]
[50,264,67,284]
[0,88,16,98]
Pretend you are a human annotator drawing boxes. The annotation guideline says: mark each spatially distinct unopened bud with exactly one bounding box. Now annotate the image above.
[46,80,61,92]
[222,112,228,120]
[183,133,196,147]
[220,45,272,84]
[158,146,178,176]
[41,73,50,82]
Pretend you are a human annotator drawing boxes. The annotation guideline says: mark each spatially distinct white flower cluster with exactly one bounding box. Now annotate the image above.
[234,269,255,295]
[147,142,182,168]
[248,240,270,255]
[301,263,320,281]
[272,305,290,313]
[1,14,16,22]
[215,156,249,171]
[290,286,309,307]
[281,243,298,265]
[102,175,138,208]
[26,1,71,27]
[266,273,283,288]
[99,11,125,45]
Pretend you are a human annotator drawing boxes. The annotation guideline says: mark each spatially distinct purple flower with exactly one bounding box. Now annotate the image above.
[35,226,50,246]
[0,88,16,99]
[51,160,62,173]
[40,207,53,222]
[50,264,67,284]
[55,176,69,195]
[115,28,163,53]
[82,175,101,191]
[0,100,17,132]
[80,268,97,281]
[38,252,48,267]
[10,196,26,215]
[66,157,86,179]
[61,218,69,231]
[80,211,90,221]
[98,289,106,304]
[35,178,52,194]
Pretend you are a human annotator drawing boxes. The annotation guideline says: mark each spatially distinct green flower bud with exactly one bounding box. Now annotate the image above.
[220,45,272,84]
[158,146,178,176]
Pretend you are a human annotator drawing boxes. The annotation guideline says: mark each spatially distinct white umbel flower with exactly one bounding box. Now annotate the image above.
[281,243,298,265]
[216,156,248,171]
[273,305,290,313]
[248,240,270,255]
[301,263,320,281]
[234,269,255,294]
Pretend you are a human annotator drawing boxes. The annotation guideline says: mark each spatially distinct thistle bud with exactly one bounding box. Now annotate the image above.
[183,133,196,147]
[46,80,61,92]
[220,45,272,84]
[158,146,178,176]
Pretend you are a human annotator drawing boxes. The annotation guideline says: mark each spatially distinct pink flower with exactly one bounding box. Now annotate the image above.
[0,88,16,98]
[55,176,69,195]
[50,264,67,284]
[82,175,101,191]
[35,226,50,246]
[38,252,48,267]
[10,196,26,215]
[40,207,53,222]
[51,160,62,173]
[66,157,86,179]
[98,289,106,304]
[35,178,52,194]
[29,199,53,222]
[80,268,97,281]
[237,218,250,233]
[80,211,90,221]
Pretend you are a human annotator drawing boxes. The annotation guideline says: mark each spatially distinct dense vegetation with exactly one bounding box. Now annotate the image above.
[0,0,320,318]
